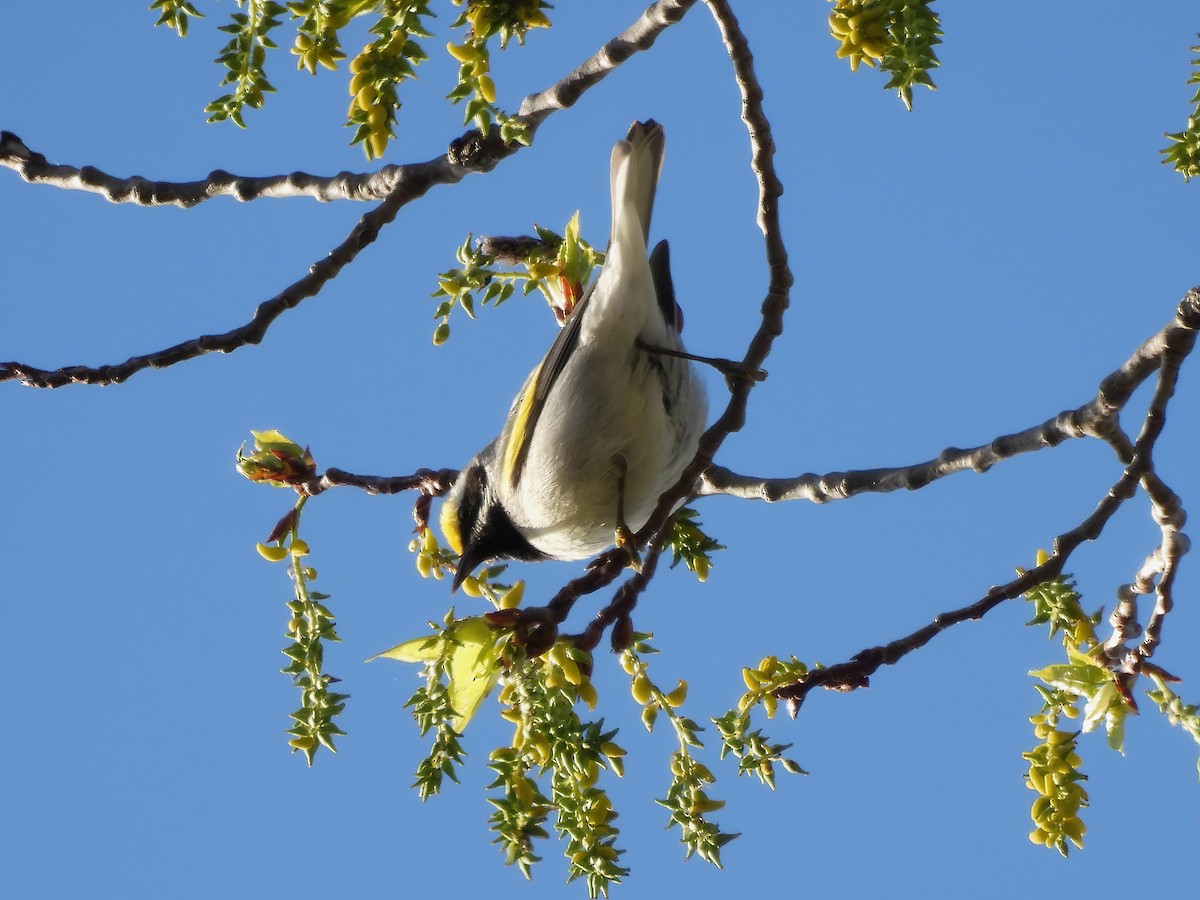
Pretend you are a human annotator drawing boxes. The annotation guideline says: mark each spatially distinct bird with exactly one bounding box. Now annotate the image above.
[439,120,707,591]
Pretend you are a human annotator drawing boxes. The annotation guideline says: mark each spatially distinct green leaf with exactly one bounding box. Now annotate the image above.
[373,617,503,732]
[1105,705,1127,753]
[447,617,503,732]
[249,428,302,455]
[1029,663,1109,696]
[369,633,441,663]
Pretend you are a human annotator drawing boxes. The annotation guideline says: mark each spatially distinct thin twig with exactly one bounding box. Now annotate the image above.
[2,175,421,388]
[299,467,456,498]
[1095,426,1188,666]
[562,544,666,654]
[636,0,792,537]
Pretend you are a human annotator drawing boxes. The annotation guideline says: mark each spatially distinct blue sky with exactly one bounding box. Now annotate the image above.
[3,3,1198,897]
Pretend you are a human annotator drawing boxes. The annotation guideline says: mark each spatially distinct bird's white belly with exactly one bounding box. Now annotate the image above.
[511,338,706,560]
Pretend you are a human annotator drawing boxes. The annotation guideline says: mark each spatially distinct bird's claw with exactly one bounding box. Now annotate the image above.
[615,524,643,573]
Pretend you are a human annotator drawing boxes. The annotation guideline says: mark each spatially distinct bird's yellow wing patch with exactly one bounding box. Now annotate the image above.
[501,360,543,488]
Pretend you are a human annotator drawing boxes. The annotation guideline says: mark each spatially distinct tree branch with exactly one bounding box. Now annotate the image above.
[698,291,1200,504]
[499,0,794,638]
[1,0,700,389]
[518,0,699,125]
[637,0,792,536]
[776,288,1199,711]
[0,1,701,208]
[568,544,666,655]
[299,466,456,498]
[1129,289,1200,663]
[1094,423,1188,668]
[0,129,404,206]
[2,170,428,388]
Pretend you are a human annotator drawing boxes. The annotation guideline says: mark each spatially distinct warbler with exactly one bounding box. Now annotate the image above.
[440,120,707,590]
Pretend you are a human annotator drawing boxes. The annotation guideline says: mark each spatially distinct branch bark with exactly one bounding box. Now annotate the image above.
[698,291,1200,505]
[0,1,700,207]
[0,0,701,389]
[0,129,403,206]
[2,172,428,388]
[775,288,1199,711]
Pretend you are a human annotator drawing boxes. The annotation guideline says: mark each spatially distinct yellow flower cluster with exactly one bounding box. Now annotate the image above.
[346,37,408,159]
[462,0,550,44]
[411,527,447,580]
[447,40,496,102]
[1024,711,1089,854]
[828,0,892,72]
[292,30,345,74]
[739,654,808,719]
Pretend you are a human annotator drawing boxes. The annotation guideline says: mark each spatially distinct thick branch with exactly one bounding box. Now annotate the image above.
[1,0,698,388]
[0,130,403,206]
[776,288,1199,710]
[0,1,700,208]
[518,0,699,124]
[1136,293,1200,660]
[699,293,1200,504]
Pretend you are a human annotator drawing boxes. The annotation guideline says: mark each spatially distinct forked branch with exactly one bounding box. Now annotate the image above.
[774,289,1199,711]
[0,0,701,389]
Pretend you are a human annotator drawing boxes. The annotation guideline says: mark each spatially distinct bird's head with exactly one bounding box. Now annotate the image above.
[440,453,547,592]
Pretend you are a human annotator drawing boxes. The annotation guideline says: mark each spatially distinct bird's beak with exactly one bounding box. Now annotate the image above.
[451,541,486,593]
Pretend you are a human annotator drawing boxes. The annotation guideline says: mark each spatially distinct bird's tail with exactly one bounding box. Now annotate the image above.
[609,119,665,252]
